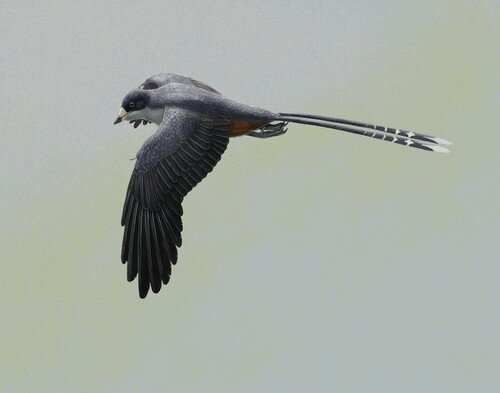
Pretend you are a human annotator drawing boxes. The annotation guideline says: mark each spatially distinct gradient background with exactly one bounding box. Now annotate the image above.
[1,1,499,391]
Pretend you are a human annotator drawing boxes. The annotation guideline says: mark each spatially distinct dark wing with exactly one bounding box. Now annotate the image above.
[139,73,221,95]
[121,108,230,298]
[186,77,221,95]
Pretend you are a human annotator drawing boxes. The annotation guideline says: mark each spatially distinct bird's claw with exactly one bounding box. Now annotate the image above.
[248,122,288,139]
[130,119,150,128]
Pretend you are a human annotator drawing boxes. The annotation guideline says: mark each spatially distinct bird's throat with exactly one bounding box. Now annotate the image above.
[144,107,165,125]
[128,107,165,125]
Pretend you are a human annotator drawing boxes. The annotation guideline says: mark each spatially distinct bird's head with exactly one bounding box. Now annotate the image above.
[114,89,150,124]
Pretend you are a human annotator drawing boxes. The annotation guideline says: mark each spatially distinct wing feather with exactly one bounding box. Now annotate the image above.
[139,73,221,95]
[121,109,229,298]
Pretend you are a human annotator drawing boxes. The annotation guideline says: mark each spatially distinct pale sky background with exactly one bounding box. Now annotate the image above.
[1,1,499,392]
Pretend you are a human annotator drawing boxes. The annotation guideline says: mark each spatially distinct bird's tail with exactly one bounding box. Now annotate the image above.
[278,112,452,153]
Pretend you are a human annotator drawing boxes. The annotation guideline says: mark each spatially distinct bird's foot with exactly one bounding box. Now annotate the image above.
[248,122,288,139]
[130,119,150,129]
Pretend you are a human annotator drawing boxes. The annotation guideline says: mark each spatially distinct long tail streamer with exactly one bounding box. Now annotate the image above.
[279,113,452,153]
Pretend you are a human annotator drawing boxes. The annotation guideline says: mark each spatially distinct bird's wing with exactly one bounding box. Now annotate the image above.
[186,77,221,95]
[121,107,230,298]
[139,73,221,95]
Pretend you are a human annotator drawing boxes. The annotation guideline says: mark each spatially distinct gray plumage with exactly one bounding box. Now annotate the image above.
[115,73,452,298]
[140,73,222,95]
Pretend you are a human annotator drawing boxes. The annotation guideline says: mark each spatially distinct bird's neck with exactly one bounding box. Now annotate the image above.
[144,106,165,125]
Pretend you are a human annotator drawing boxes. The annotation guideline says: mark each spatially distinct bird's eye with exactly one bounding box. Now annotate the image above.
[129,102,136,108]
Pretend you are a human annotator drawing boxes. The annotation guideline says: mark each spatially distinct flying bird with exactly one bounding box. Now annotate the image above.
[115,73,452,298]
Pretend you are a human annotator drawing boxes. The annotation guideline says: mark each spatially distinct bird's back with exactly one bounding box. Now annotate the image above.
[150,82,278,123]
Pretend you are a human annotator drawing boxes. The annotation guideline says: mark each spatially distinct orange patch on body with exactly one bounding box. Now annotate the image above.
[229,120,270,137]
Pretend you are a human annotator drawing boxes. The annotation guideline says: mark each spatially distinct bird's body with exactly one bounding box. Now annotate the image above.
[115,73,452,298]
[132,81,278,132]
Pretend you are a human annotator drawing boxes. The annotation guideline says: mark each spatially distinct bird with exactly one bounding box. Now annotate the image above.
[114,73,452,298]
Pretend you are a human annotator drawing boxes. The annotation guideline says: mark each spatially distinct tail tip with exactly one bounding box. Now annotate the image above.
[429,145,450,154]
[430,137,453,146]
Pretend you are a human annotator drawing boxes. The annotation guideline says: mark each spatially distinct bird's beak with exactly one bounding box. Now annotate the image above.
[114,107,128,124]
